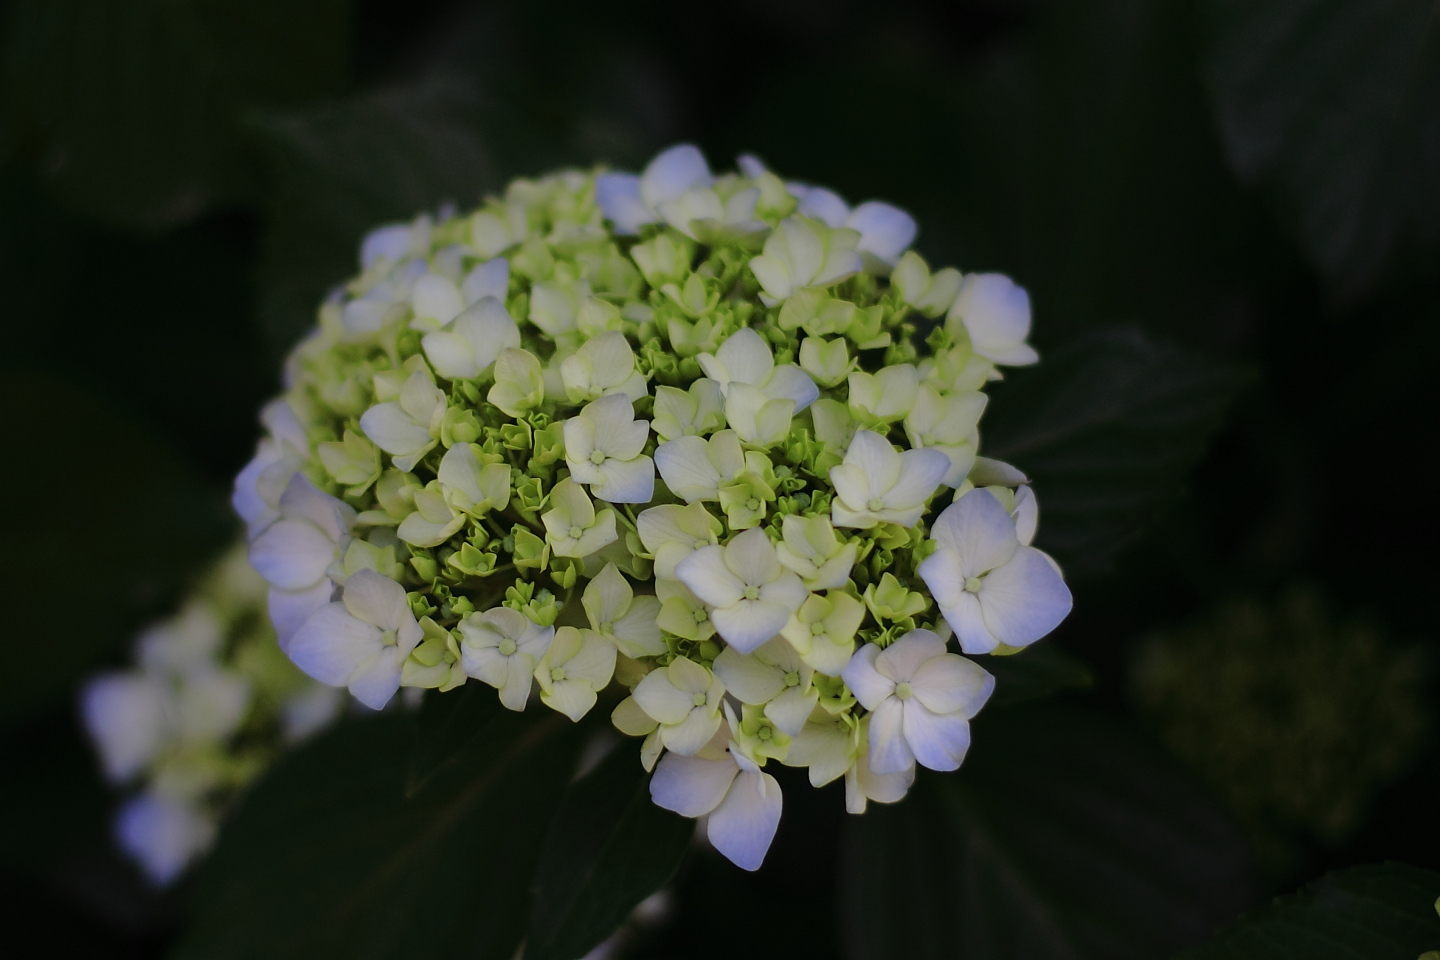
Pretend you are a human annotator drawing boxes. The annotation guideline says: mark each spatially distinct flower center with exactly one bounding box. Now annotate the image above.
[380,628,398,647]
[550,667,566,682]
[810,622,826,636]
[691,692,708,707]
[743,585,760,600]
[568,525,584,540]
[599,621,614,634]
[498,638,517,656]
[746,497,760,511]
[693,608,709,623]
[894,681,913,700]
[590,450,607,465]
[964,576,983,594]
[757,725,772,741]
[867,497,885,512]
[784,671,800,687]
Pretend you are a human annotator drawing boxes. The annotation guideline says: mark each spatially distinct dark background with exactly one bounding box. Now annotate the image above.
[1,0,1437,957]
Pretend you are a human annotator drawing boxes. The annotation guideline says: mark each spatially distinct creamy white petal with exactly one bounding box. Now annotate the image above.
[675,546,745,608]
[711,647,787,704]
[711,600,791,653]
[267,580,335,649]
[910,654,995,718]
[593,455,655,504]
[347,646,405,710]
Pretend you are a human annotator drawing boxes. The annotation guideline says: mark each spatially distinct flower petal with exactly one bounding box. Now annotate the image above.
[711,647,787,704]
[976,545,1073,647]
[248,519,334,591]
[840,643,894,710]
[289,604,382,687]
[650,751,737,818]
[929,488,1020,576]
[706,769,782,872]
[902,704,971,772]
[866,698,914,775]
[874,629,947,683]
[711,599,791,654]
[909,654,995,718]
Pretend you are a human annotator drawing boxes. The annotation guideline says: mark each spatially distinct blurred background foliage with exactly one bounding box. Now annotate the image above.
[0,0,1437,957]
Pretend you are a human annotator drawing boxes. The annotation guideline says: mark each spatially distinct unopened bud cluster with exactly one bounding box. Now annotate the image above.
[234,145,1072,869]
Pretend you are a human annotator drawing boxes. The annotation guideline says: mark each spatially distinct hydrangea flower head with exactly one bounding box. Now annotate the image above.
[231,144,1070,872]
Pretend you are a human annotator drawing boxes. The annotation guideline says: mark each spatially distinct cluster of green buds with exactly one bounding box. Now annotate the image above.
[82,545,344,883]
[234,145,1072,869]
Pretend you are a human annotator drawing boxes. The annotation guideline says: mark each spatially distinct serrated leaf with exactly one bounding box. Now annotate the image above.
[252,76,496,355]
[1179,862,1440,959]
[173,709,581,960]
[982,327,1250,576]
[839,702,1256,960]
[525,740,693,960]
[980,643,1095,708]
[1200,0,1440,299]
[1,0,350,229]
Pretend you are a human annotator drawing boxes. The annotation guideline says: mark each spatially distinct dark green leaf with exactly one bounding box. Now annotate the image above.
[406,681,510,797]
[840,701,1256,960]
[982,327,1250,576]
[252,76,496,354]
[1201,0,1440,298]
[1179,862,1440,959]
[526,739,692,960]
[1,0,350,229]
[0,369,231,724]
[980,643,1095,708]
[174,709,582,960]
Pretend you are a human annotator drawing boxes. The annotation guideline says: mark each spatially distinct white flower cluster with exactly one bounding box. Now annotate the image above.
[81,546,343,883]
[234,145,1072,870]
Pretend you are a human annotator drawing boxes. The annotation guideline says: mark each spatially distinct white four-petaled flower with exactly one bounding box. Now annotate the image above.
[917,489,1072,654]
[458,607,554,711]
[564,393,655,503]
[675,528,809,654]
[842,629,994,775]
[649,732,783,872]
[289,570,423,710]
[829,429,950,529]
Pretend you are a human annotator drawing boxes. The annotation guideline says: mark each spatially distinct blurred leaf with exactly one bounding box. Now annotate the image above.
[1,0,350,229]
[1179,862,1440,959]
[526,739,692,960]
[982,327,1251,576]
[0,368,231,724]
[840,701,1255,960]
[981,644,1095,708]
[174,709,582,960]
[405,681,508,796]
[1201,0,1440,299]
[252,75,496,355]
